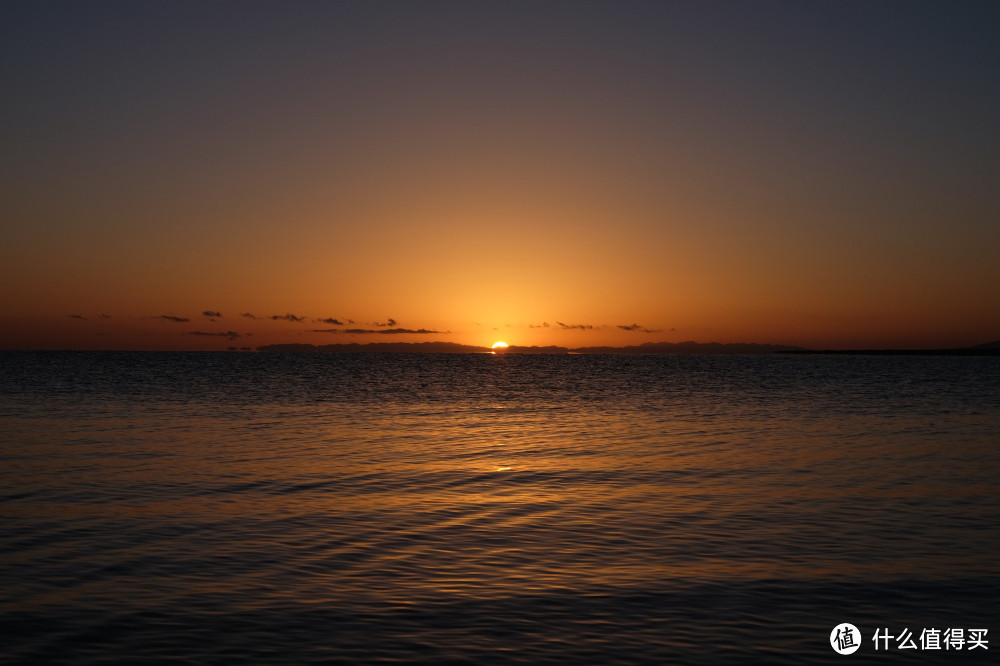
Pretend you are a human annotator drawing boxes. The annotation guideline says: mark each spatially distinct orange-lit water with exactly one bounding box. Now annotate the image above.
[1,352,998,664]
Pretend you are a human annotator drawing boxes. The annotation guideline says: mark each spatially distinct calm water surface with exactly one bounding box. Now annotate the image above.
[1,352,998,664]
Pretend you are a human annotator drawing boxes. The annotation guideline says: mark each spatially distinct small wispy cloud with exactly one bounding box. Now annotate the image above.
[160,315,190,323]
[315,317,344,325]
[241,312,258,320]
[99,314,112,319]
[69,314,87,320]
[203,310,222,318]
[556,321,593,331]
[374,318,397,327]
[270,313,306,322]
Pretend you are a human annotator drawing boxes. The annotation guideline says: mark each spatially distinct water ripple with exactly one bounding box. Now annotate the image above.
[1,352,998,664]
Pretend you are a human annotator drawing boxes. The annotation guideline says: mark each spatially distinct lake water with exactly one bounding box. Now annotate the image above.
[1,351,998,664]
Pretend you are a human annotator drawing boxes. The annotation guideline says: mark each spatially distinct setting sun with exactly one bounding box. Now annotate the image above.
[491,341,509,353]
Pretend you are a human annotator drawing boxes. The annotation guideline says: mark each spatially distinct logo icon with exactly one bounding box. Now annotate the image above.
[831,623,861,655]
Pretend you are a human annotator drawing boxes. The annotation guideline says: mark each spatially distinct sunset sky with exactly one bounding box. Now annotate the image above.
[2,1,998,350]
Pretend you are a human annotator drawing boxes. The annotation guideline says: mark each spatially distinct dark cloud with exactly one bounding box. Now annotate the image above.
[528,322,551,329]
[618,323,664,333]
[187,331,241,340]
[99,314,112,319]
[345,328,440,335]
[160,315,190,323]
[270,313,306,322]
[315,317,343,325]
[241,312,258,319]
[312,327,441,335]
[203,310,222,318]
[374,318,397,327]
[556,321,593,331]
[69,314,87,320]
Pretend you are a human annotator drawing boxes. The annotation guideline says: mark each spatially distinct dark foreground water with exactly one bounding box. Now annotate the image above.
[1,351,998,664]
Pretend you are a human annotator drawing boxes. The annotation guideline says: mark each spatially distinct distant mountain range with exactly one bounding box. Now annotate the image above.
[256,342,489,354]
[255,340,1000,355]
[570,341,805,354]
[778,341,1000,356]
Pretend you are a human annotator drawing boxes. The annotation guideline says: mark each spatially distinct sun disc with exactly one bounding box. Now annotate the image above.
[491,341,509,352]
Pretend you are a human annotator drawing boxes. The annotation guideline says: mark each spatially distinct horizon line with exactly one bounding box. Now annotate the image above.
[5,339,998,355]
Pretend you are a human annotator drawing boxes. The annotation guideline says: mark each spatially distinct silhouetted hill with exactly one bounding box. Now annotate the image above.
[257,342,489,353]
[571,341,805,355]
[507,345,570,354]
[780,341,1000,356]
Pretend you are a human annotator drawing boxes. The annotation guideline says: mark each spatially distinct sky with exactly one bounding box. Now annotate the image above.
[2,0,998,350]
